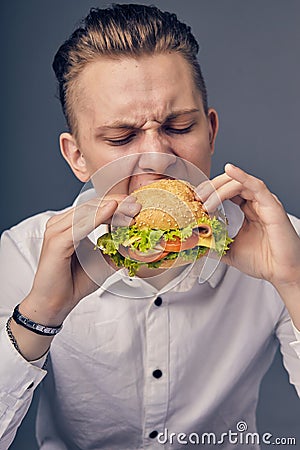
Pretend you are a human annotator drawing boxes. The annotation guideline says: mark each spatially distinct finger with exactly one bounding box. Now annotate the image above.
[196,173,232,201]
[103,195,141,227]
[111,212,136,227]
[100,194,132,205]
[46,209,74,229]
[73,201,118,244]
[230,195,246,206]
[115,197,141,217]
[239,200,260,222]
[224,163,279,208]
[48,202,100,233]
[45,201,118,260]
[203,179,253,213]
[47,196,125,232]
[46,200,101,230]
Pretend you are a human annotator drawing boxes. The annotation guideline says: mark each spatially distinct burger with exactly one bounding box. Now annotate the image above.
[96,179,233,276]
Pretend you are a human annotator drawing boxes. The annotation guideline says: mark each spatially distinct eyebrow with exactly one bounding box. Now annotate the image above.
[95,108,200,131]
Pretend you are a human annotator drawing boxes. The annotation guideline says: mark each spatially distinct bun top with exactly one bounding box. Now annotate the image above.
[132,179,208,230]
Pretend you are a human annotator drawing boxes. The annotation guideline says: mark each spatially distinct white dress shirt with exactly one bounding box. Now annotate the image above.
[0,197,300,450]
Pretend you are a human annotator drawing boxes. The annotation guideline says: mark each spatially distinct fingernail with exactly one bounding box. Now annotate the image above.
[225,163,235,170]
[127,203,141,214]
[125,195,136,202]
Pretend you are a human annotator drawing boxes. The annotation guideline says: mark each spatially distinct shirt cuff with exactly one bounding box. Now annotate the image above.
[29,352,49,369]
[289,320,300,359]
[291,320,300,340]
[0,326,47,399]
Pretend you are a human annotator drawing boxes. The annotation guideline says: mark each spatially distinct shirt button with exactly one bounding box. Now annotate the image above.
[154,296,162,307]
[152,369,163,379]
[149,430,158,439]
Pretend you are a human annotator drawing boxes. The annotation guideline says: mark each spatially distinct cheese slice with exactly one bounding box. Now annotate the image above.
[198,235,215,249]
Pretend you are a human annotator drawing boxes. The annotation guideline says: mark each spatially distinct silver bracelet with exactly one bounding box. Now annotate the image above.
[12,304,63,336]
[6,317,21,353]
[6,316,50,367]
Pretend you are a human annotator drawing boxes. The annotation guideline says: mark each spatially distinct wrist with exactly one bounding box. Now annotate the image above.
[9,317,53,362]
[272,280,300,331]
[272,279,300,296]
[6,317,50,361]
[20,293,71,327]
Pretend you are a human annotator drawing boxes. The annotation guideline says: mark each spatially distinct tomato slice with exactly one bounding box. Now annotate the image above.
[163,232,199,252]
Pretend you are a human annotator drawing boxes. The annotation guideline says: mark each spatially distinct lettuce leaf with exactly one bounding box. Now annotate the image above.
[97,217,232,255]
[96,213,233,276]
[199,216,233,255]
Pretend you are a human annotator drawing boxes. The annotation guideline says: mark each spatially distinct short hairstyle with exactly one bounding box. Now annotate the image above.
[52,3,208,138]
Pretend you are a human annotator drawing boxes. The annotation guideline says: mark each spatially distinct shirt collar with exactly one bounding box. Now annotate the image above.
[96,258,227,298]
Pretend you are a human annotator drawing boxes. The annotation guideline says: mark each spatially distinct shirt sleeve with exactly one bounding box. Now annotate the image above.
[0,327,47,447]
[275,306,300,397]
[279,213,300,374]
[0,229,47,447]
[289,321,300,359]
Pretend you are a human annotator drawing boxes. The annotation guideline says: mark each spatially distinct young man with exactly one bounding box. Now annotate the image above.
[1,4,300,449]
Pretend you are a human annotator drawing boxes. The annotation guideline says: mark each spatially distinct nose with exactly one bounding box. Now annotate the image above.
[138,152,177,174]
[137,131,177,174]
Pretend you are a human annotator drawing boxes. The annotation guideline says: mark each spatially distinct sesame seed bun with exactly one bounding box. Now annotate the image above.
[132,179,208,230]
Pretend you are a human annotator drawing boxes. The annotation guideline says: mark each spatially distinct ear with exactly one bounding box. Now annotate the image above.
[207,108,219,155]
[59,132,90,182]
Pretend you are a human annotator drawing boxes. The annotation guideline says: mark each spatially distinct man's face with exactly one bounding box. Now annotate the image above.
[60,53,218,193]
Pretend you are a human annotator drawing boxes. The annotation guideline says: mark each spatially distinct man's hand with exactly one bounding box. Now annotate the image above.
[198,163,300,328]
[11,195,141,360]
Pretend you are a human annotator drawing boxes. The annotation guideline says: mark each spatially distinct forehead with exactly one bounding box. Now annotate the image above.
[74,53,202,128]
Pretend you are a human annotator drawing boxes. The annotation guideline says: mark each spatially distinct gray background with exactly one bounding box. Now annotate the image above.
[1,0,299,448]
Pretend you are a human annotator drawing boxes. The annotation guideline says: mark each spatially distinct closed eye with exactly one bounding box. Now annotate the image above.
[164,124,195,135]
[106,134,136,146]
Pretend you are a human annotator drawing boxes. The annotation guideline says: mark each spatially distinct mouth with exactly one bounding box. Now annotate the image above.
[128,174,171,193]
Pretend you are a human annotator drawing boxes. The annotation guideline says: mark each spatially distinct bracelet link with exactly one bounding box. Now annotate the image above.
[6,317,21,353]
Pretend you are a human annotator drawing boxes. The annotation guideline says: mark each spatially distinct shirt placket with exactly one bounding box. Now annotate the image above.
[143,295,170,448]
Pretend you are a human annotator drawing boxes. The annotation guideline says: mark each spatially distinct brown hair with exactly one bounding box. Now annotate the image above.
[52,3,208,138]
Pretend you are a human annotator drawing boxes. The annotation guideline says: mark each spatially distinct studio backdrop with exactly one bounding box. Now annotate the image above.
[1,1,299,449]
